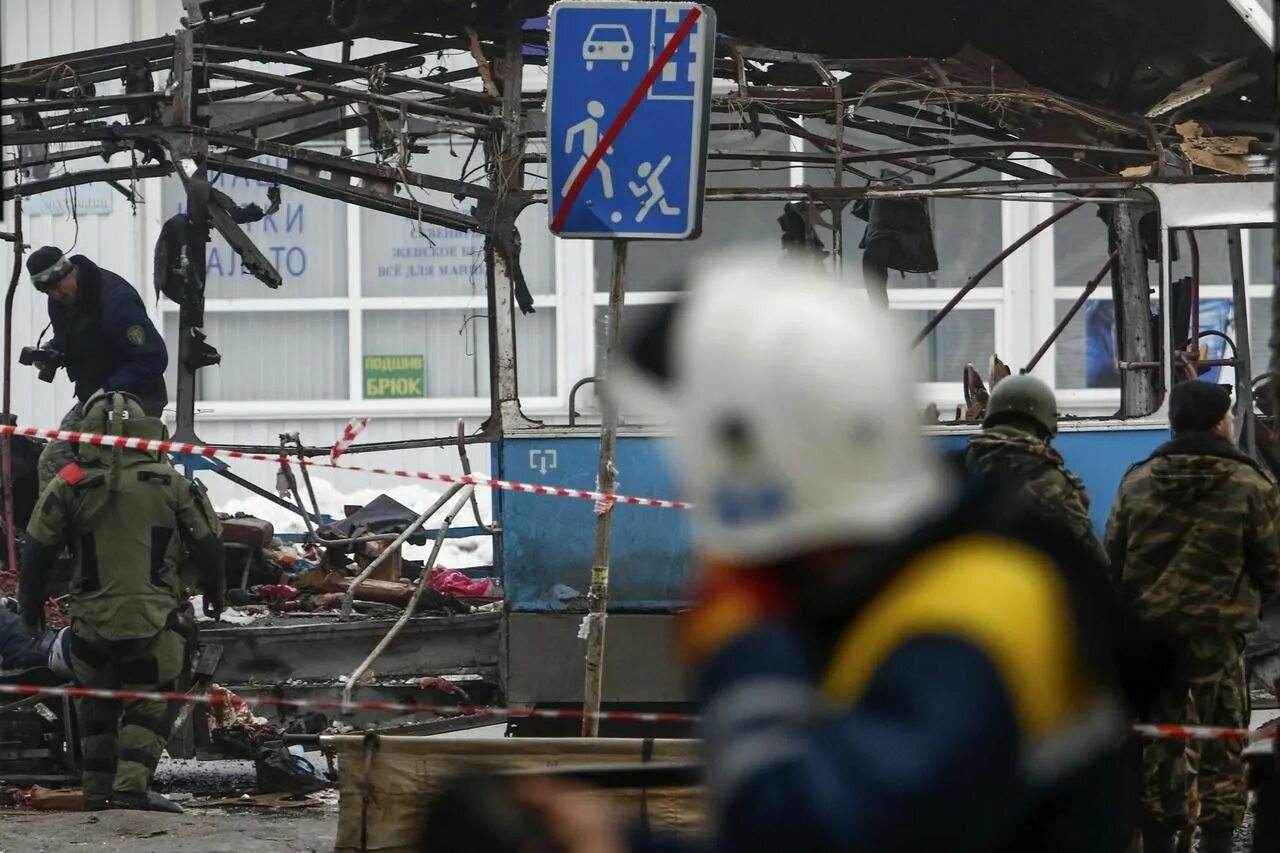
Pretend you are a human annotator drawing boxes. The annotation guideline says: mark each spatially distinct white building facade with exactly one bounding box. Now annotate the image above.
[4,1,1274,513]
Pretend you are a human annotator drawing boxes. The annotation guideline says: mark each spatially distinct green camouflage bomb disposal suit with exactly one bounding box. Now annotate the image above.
[19,392,224,805]
[1106,432,1280,834]
[965,423,1109,569]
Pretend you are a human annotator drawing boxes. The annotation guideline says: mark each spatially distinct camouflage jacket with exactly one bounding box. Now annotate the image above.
[964,425,1108,569]
[1106,432,1280,635]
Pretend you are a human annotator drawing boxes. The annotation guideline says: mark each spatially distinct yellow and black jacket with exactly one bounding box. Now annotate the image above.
[695,477,1133,853]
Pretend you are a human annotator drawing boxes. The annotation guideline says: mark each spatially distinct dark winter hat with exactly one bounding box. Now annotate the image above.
[1169,380,1232,434]
[26,246,72,291]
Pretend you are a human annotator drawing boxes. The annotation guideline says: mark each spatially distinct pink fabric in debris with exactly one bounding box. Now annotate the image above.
[427,566,498,598]
[258,584,302,611]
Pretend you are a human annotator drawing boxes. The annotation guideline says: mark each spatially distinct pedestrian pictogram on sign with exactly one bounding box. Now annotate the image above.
[547,1,716,240]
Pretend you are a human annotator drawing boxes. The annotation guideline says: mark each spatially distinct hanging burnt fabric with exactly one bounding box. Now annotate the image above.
[853,174,938,309]
[154,213,197,308]
[777,201,828,259]
[852,188,939,275]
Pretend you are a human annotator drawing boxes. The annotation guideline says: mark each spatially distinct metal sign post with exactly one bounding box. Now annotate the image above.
[546,1,715,733]
[582,239,626,737]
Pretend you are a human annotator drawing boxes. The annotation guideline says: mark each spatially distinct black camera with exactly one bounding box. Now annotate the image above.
[19,346,63,383]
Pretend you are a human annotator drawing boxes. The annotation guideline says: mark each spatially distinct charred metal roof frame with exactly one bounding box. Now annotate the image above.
[2,0,1274,453]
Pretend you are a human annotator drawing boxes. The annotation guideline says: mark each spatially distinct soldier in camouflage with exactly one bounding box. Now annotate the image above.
[19,391,224,813]
[964,374,1108,568]
[1106,380,1280,853]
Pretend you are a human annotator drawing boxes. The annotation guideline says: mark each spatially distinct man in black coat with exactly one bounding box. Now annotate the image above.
[25,246,168,489]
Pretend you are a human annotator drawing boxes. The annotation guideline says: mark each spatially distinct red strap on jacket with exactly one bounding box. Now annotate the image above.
[56,462,84,486]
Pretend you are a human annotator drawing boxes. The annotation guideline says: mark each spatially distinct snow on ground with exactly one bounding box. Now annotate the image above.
[217,479,494,570]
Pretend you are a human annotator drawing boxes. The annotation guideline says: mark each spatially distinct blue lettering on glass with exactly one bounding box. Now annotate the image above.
[202,245,310,280]
[173,161,320,288]
[286,247,306,276]
[378,220,483,284]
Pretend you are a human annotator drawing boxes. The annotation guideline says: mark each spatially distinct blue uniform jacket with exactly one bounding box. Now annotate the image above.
[0,608,45,671]
[48,256,168,415]
[682,490,1131,853]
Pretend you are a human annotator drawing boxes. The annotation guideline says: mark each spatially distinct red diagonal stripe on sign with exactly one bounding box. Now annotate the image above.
[550,6,703,233]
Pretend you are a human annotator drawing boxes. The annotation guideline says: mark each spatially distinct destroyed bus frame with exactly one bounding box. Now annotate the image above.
[495,172,1278,718]
[2,16,1276,729]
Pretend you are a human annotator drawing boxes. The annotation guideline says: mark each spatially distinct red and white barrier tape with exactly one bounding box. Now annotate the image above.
[330,417,369,463]
[1130,723,1273,742]
[0,423,693,511]
[0,682,694,725]
[0,683,1274,741]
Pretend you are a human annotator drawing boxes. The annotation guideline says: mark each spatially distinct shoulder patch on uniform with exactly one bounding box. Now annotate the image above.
[57,462,84,485]
[126,324,146,346]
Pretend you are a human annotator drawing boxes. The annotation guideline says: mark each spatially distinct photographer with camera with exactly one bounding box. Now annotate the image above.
[25,246,168,490]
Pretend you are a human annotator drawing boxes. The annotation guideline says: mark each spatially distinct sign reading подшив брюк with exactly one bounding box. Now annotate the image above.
[364,355,426,398]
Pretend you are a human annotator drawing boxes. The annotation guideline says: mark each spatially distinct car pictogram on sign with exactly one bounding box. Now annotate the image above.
[582,24,633,70]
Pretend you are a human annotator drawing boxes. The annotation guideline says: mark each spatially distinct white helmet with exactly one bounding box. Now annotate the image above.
[616,254,949,566]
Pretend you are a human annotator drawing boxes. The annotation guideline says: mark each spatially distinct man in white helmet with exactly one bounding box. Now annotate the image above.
[525,257,1134,853]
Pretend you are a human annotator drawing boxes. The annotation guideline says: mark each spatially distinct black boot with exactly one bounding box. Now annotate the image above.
[1142,821,1177,853]
[1195,825,1234,853]
[83,795,110,812]
[110,790,184,814]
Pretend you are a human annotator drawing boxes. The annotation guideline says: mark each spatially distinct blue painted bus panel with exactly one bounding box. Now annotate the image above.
[497,424,1169,612]
[933,426,1167,532]
[497,435,694,611]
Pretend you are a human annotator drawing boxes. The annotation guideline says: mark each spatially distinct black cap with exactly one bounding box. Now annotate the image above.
[1169,380,1232,434]
[26,246,71,290]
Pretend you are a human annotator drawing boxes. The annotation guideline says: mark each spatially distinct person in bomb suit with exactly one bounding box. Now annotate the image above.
[19,391,223,813]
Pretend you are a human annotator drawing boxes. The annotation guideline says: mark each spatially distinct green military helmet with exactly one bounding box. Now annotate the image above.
[984,373,1059,437]
[80,390,167,438]
[77,390,168,469]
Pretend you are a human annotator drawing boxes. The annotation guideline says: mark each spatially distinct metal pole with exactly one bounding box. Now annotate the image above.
[171,28,206,444]
[582,240,626,737]
[1227,227,1255,455]
[1271,6,1280,423]
[455,418,492,533]
[913,199,1087,346]
[342,485,475,711]
[1022,252,1118,374]
[286,432,323,520]
[816,60,845,277]
[276,451,318,543]
[2,197,23,575]
[339,483,464,619]
[486,19,531,433]
[1111,202,1159,417]
[1187,230,1201,356]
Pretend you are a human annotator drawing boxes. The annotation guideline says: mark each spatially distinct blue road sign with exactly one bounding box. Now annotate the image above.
[547,1,716,240]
